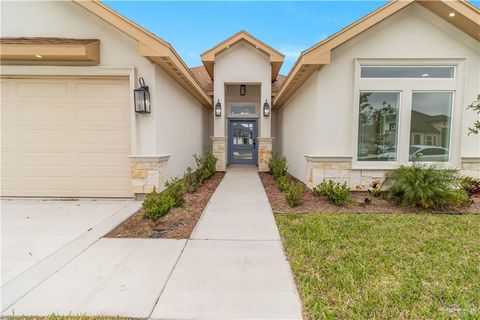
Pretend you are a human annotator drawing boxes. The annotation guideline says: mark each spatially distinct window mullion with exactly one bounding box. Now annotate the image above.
[398,89,412,164]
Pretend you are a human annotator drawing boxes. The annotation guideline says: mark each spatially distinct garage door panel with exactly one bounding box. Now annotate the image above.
[75,128,130,146]
[19,128,71,144]
[75,106,130,124]
[16,80,69,98]
[19,152,71,166]
[76,152,129,167]
[1,76,131,198]
[18,104,71,126]
[74,81,129,103]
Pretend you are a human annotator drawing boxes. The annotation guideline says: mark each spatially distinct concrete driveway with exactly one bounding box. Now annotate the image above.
[1,199,142,312]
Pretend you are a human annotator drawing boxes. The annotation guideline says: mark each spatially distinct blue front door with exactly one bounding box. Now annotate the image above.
[228,119,258,165]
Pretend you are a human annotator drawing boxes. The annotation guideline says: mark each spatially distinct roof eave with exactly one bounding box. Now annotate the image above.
[74,0,212,109]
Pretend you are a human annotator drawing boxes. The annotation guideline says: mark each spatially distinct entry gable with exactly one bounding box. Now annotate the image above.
[200,30,285,81]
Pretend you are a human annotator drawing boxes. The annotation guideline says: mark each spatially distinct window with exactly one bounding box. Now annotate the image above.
[355,62,460,166]
[357,92,400,161]
[231,106,256,115]
[361,66,455,79]
[409,92,452,162]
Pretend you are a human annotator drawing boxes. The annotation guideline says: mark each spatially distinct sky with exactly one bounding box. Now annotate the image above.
[105,1,480,75]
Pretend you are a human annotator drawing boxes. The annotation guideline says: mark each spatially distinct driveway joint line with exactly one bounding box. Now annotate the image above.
[147,239,188,319]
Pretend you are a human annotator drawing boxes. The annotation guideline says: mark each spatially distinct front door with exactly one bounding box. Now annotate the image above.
[228,119,258,165]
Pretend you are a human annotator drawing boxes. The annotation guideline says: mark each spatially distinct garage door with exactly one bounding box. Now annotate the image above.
[1,76,132,197]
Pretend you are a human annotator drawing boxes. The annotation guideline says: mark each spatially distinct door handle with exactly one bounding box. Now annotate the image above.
[253,138,256,149]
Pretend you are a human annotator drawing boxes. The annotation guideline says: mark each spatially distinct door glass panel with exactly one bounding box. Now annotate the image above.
[361,66,455,79]
[232,122,253,160]
[409,92,452,162]
[357,92,400,161]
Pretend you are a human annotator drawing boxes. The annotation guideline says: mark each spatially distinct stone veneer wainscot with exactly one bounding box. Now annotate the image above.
[130,155,170,199]
[305,155,480,191]
[258,137,274,172]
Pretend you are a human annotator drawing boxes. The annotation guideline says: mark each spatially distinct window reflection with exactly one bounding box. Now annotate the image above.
[409,92,452,162]
[357,92,400,161]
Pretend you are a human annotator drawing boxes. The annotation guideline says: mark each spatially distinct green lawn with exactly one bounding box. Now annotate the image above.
[276,213,480,320]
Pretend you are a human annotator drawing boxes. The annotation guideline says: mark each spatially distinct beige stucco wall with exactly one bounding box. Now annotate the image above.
[1,1,211,193]
[278,3,480,186]
[154,65,210,179]
[278,75,318,183]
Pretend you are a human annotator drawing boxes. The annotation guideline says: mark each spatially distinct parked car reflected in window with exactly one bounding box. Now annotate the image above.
[409,92,452,162]
[409,145,449,162]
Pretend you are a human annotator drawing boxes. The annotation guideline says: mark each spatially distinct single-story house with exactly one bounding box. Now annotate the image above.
[1,0,479,199]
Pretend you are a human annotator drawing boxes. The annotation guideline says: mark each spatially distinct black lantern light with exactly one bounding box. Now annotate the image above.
[134,77,151,114]
[263,99,270,117]
[240,84,246,96]
[215,99,222,117]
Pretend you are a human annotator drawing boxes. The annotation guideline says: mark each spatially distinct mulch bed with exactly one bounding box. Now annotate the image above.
[106,172,225,239]
[259,172,480,214]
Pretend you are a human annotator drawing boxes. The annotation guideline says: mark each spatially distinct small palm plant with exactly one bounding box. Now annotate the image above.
[384,162,469,210]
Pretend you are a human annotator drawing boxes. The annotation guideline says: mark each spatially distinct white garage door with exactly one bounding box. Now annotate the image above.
[1,76,132,197]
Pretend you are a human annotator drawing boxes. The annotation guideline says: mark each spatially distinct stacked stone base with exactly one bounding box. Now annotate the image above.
[130,155,169,199]
[306,156,480,191]
[211,137,227,171]
[258,138,273,172]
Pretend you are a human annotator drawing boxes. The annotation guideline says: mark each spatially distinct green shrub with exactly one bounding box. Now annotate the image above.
[183,167,202,193]
[142,188,175,221]
[277,175,292,192]
[285,182,305,207]
[164,178,186,207]
[195,151,217,182]
[268,154,288,179]
[384,163,469,209]
[314,179,352,206]
[460,175,480,196]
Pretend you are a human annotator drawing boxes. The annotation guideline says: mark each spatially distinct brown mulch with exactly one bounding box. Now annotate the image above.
[259,172,480,215]
[106,172,225,239]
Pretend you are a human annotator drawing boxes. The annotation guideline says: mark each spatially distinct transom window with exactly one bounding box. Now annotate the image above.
[355,63,460,167]
[231,105,256,115]
[361,66,455,79]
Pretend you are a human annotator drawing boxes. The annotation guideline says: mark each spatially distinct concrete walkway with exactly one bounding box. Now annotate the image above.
[3,166,302,319]
[152,166,303,319]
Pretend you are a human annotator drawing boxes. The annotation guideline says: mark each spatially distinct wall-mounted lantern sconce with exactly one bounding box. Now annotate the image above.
[215,99,222,117]
[263,99,270,117]
[240,84,246,96]
[134,77,151,114]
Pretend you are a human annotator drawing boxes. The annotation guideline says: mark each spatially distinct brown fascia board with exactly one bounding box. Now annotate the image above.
[274,0,480,109]
[200,30,285,81]
[74,0,212,108]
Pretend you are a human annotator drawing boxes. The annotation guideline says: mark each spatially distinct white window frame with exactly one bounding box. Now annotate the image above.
[352,59,465,170]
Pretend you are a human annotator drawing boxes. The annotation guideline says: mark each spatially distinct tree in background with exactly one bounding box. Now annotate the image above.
[467,94,480,135]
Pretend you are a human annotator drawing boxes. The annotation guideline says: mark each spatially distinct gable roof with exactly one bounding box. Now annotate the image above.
[73,0,212,108]
[200,30,285,81]
[274,0,480,108]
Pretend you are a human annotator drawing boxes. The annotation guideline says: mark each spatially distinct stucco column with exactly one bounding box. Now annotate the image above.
[259,79,272,138]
